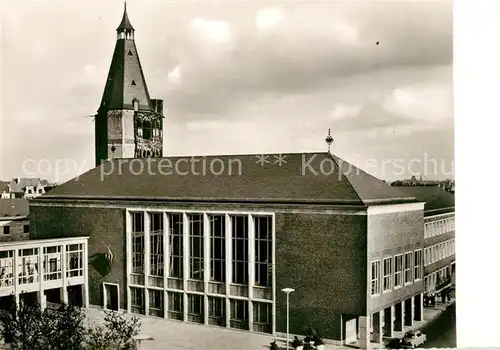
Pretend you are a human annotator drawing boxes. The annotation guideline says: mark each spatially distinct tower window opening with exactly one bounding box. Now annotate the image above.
[128,50,133,56]
[131,80,136,86]
[133,99,139,111]
[143,121,152,140]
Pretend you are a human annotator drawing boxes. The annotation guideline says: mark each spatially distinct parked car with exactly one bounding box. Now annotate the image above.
[402,330,427,348]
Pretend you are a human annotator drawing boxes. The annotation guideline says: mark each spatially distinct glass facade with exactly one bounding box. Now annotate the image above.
[127,211,274,333]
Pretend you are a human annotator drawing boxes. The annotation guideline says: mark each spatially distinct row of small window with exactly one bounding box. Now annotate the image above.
[371,250,423,297]
[131,212,273,287]
[424,265,454,292]
[129,288,272,333]
[135,118,162,140]
[423,239,455,266]
[424,217,454,238]
[2,224,29,235]
[0,244,84,287]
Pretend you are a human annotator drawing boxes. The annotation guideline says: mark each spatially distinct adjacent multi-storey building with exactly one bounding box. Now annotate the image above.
[0,199,30,241]
[0,237,89,313]
[0,199,89,312]
[393,186,455,302]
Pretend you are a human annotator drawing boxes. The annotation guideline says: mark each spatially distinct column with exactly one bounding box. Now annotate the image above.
[126,211,132,313]
[372,312,382,343]
[38,247,46,309]
[358,316,371,350]
[383,306,394,338]
[13,249,19,307]
[144,212,150,316]
[414,294,424,321]
[225,214,232,328]
[183,213,189,322]
[163,213,169,319]
[271,214,276,335]
[82,241,89,308]
[394,302,404,332]
[404,298,414,327]
[203,213,210,325]
[247,214,255,331]
[61,244,68,304]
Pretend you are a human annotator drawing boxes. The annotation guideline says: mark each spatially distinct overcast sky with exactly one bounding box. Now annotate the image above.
[1,0,453,183]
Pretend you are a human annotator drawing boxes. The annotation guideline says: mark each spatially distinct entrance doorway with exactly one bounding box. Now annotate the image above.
[103,283,119,311]
[345,317,357,344]
[67,285,83,307]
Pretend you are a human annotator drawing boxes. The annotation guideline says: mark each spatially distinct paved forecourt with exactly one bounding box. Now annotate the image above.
[84,307,297,350]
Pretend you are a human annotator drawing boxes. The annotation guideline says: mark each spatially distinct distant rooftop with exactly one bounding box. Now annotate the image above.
[8,178,43,193]
[393,185,454,216]
[0,199,29,218]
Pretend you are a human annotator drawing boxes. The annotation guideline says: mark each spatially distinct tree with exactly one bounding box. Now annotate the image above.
[0,302,87,350]
[0,302,141,350]
[0,302,45,349]
[85,309,141,350]
[45,303,87,350]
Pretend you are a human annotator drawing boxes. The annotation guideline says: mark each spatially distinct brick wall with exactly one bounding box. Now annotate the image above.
[367,209,424,313]
[275,212,367,339]
[30,205,126,309]
[0,219,30,242]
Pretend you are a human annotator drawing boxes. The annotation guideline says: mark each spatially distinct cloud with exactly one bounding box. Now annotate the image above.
[190,18,231,43]
[383,85,453,122]
[167,66,182,84]
[330,104,363,121]
[255,8,283,30]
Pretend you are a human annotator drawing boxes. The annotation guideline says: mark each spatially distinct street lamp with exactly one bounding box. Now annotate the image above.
[282,288,295,350]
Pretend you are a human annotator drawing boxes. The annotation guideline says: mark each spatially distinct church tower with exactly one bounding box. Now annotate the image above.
[95,2,164,167]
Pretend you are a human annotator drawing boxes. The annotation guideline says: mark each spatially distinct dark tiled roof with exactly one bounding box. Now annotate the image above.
[393,185,455,216]
[98,31,152,112]
[0,199,29,218]
[38,153,416,206]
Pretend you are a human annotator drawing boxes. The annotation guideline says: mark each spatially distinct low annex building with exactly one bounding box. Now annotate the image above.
[30,152,426,349]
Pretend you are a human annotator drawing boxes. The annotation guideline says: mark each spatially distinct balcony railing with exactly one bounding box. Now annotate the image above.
[253,286,272,300]
[230,284,248,297]
[207,282,225,295]
[436,276,453,292]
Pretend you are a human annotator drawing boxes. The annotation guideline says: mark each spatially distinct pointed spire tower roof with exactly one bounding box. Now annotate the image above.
[117,1,134,31]
[98,2,153,113]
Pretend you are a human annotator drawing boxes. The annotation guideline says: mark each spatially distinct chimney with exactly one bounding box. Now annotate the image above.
[16,177,20,184]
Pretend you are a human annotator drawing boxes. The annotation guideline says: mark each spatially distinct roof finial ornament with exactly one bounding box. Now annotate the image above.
[325,128,334,154]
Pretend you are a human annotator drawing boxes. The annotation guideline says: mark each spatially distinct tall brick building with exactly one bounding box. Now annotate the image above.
[94,3,164,167]
[30,153,426,349]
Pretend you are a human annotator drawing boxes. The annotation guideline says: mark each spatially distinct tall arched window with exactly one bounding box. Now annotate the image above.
[143,121,152,139]
[136,119,143,138]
